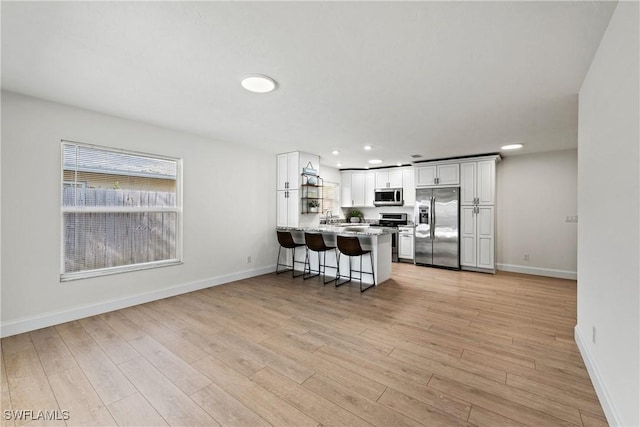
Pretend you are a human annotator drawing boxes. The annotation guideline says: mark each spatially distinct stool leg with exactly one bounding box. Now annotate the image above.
[360,252,375,293]
[275,245,283,274]
[335,254,353,287]
[323,249,337,285]
[292,247,304,278]
[303,249,320,280]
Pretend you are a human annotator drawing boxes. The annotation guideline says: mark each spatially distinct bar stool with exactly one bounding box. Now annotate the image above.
[276,231,305,278]
[335,235,375,293]
[303,232,338,284]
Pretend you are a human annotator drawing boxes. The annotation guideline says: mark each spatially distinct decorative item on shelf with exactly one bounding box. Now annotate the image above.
[302,162,318,184]
[302,161,317,176]
[347,209,364,223]
[308,199,320,213]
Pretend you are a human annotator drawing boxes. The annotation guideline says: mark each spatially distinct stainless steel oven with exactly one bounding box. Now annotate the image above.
[370,213,408,262]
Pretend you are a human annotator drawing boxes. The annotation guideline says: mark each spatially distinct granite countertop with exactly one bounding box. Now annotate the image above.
[277,225,391,236]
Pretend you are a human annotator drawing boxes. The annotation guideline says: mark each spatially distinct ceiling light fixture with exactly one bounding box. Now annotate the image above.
[368,159,383,165]
[396,162,402,167]
[336,162,343,167]
[364,145,372,151]
[501,143,523,150]
[241,74,277,93]
[332,150,340,155]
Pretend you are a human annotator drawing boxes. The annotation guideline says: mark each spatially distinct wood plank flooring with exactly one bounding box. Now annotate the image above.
[1,264,607,426]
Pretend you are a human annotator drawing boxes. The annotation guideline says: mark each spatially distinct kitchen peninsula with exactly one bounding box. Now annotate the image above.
[277,225,393,286]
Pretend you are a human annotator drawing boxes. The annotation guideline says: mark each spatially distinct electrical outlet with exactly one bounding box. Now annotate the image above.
[247,256,252,263]
[592,326,597,343]
[565,216,579,223]
[523,253,529,261]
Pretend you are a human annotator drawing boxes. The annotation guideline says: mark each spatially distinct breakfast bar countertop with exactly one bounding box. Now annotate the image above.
[276,224,392,236]
[276,225,393,286]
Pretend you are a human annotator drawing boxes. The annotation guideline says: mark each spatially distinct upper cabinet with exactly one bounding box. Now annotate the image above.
[342,167,415,207]
[460,158,498,206]
[375,170,403,189]
[277,152,301,191]
[351,172,367,207]
[340,171,352,208]
[415,163,460,187]
[402,168,415,206]
[341,171,376,207]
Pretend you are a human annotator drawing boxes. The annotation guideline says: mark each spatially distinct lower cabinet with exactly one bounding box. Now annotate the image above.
[398,228,415,260]
[460,205,494,270]
[276,189,299,227]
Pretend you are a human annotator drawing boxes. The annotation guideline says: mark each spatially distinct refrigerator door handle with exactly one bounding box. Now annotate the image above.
[431,197,435,239]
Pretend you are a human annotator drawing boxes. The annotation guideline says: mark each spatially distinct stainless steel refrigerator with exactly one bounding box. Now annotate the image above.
[414,187,460,269]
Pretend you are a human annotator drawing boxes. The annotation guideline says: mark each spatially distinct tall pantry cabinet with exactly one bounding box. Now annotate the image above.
[276,151,320,227]
[459,156,500,272]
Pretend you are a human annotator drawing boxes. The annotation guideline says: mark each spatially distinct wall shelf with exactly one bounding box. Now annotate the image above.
[300,174,323,214]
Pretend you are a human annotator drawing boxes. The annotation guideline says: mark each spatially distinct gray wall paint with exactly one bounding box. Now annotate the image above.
[577,2,639,425]
[496,149,578,277]
[1,91,278,329]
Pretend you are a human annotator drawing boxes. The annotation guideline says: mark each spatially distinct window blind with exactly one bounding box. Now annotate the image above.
[61,141,182,280]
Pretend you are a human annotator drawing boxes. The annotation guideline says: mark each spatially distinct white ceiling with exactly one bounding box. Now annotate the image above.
[1,1,616,169]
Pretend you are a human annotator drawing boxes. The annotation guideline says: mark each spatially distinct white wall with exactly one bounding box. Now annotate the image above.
[1,91,278,337]
[576,2,639,426]
[496,149,578,279]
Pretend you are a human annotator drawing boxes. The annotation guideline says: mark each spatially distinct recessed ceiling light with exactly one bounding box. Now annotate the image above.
[332,150,340,155]
[336,162,343,167]
[241,74,277,93]
[501,143,523,150]
[364,145,372,151]
[368,159,383,165]
[396,162,402,167]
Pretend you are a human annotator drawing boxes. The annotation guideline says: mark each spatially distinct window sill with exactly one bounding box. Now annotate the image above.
[60,259,183,282]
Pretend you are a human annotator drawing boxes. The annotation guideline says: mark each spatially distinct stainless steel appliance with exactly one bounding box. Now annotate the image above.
[374,188,403,206]
[369,212,407,262]
[414,187,460,269]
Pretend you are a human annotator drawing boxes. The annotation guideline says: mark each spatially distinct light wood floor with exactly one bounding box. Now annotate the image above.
[1,264,607,427]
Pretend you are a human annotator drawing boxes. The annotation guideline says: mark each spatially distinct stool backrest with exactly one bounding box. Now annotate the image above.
[337,235,365,256]
[277,231,297,248]
[305,233,328,251]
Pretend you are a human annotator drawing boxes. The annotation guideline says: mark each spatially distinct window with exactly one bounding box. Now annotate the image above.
[323,181,339,215]
[61,141,182,281]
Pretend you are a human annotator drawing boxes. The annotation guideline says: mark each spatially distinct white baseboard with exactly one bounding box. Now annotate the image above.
[575,325,621,426]
[0,264,276,338]
[496,263,577,280]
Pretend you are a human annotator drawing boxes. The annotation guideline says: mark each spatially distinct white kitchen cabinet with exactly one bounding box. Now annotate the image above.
[402,168,415,206]
[351,172,366,206]
[375,170,403,189]
[460,205,494,270]
[341,171,352,207]
[416,163,459,186]
[277,152,300,191]
[460,160,496,205]
[398,227,415,260]
[341,171,375,207]
[459,155,499,271]
[277,151,319,227]
[276,189,299,227]
[365,172,376,207]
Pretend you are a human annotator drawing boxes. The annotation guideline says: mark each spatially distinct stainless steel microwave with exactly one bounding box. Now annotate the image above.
[374,188,403,206]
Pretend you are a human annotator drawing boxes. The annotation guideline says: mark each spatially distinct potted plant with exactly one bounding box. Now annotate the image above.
[308,199,320,213]
[347,209,363,223]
